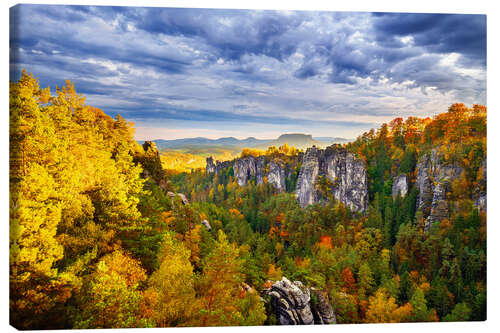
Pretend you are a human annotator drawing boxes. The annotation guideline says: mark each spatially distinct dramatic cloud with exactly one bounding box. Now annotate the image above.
[10,5,486,140]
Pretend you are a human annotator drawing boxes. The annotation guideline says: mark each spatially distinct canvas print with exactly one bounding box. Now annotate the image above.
[9,4,486,329]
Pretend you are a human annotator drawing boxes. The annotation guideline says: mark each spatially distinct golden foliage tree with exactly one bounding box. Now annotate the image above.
[147,232,196,326]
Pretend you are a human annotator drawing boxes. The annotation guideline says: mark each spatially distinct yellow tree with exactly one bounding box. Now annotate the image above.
[365,288,414,323]
[74,250,151,328]
[10,71,147,329]
[9,71,74,329]
[147,232,196,326]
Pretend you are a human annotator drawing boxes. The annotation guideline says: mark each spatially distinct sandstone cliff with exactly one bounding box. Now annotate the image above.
[415,149,486,230]
[295,146,368,212]
[392,174,408,199]
[205,157,232,175]
[474,159,487,211]
[206,155,289,192]
[206,145,368,212]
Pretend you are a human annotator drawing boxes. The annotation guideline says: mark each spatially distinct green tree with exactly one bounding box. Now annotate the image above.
[409,288,433,322]
[443,302,472,322]
[358,263,375,299]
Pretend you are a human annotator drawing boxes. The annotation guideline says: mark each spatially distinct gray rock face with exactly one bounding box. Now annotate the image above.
[295,146,368,212]
[268,160,286,192]
[206,156,216,174]
[205,158,232,175]
[234,157,258,186]
[474,159,487,211]
[268,277,314,325]
[201,219,212,231]
[416,152,434,219]
[392,174,408,199]
[295,147,320,207]
[416,149,464,230]
[267,277,336,325]
[206,155,287,192]
[255,156,266,185]
[310,289,337,324]
[167,191,189,205]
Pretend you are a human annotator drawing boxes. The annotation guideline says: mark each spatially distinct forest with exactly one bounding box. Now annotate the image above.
[10,71,486,329]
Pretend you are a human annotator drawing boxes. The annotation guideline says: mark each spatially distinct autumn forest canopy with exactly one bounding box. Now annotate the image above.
[9,71,486,329]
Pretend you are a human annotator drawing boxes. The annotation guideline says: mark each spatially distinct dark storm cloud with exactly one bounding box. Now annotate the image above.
[10,4,486,139]
[372,13,486,65]
[131,8,303,62]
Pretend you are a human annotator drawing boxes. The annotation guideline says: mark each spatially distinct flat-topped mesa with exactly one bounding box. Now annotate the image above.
[206,155,288,192]
[295,145,368,212]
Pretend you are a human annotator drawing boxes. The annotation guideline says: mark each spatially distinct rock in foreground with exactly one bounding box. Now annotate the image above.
[266,277,336,325]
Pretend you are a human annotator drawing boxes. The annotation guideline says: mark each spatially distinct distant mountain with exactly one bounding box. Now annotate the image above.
[313,136,353,144]
[141,133,350,151]
[254,133,321,150]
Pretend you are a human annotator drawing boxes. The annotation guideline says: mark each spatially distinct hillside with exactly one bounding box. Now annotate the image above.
[151,133,353,173]
[143,133,350,152]
[10,72,486,329]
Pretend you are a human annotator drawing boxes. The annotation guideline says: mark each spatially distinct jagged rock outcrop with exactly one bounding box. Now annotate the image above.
[134,141,166,184]
[474,159,487,211]
[268,160,286,192]
[255,156,266,184]
[310,288,337,324]
[234,157,258,186]
[392,174,408,199]
[206,156,216,174]
[295,146,368,212]
[206,155,287,192]
[416,149,464,230]
[206,158,232,175]
[267,277,314,325]
[167,191,189,205]
[266,277,336,325]
[201,219,212,231]
[416,152,434,219]
[295,148,319,207]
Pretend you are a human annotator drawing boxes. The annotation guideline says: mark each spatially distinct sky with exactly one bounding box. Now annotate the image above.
[10,5,486,140]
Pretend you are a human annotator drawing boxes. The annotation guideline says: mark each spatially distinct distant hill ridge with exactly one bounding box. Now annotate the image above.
[140,133,352,151]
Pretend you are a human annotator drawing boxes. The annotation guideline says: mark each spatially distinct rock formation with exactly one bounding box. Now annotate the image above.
[268,160,286,192]
[266,277,336,325]
[206,156,216,174]
[267,277,314,325]
[255,156,266,184]
[392,174,408,199]
[134,141,166,184]
[206,145,367,211]
[474,159,487,211]
[310,288,337,324]
[206,158,232,175]
[295,146,368,212]
[234,157,258,186]
[167,191,189,205]
[416,149,464,230]
[201,219,212,231]
[206,155,288,192]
